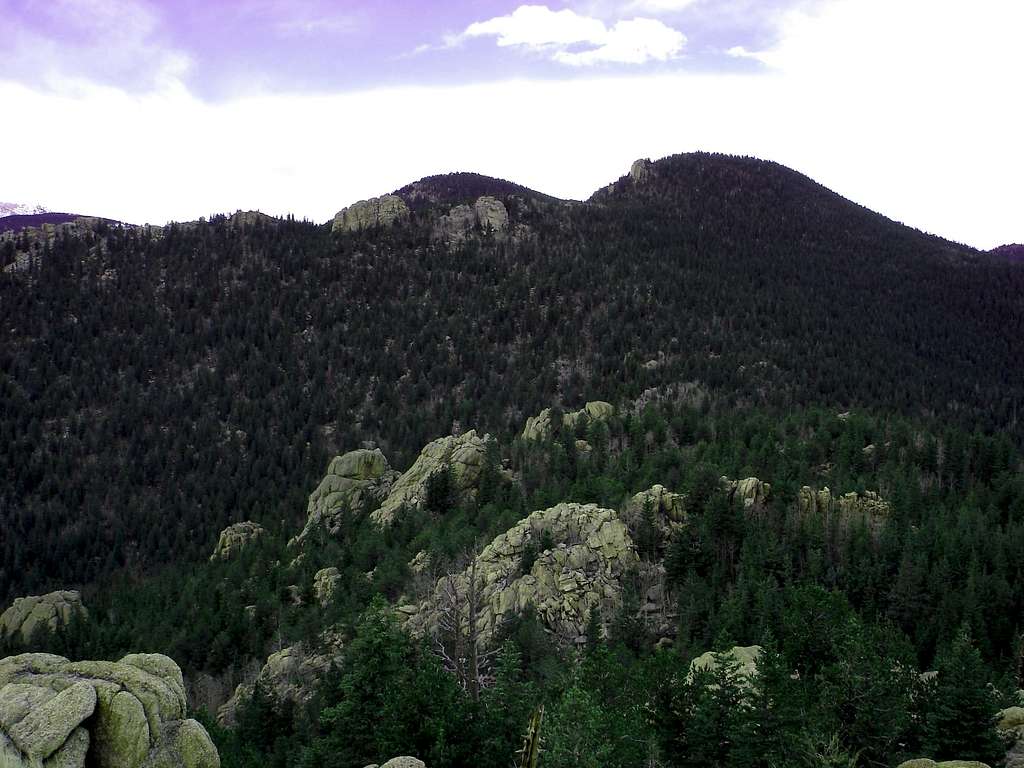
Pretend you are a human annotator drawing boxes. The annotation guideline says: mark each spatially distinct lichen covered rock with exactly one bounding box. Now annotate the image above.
[721,477,772,508]
[0,592,87,644]
[371,431,490,526]
[404,502,638,644]
[688,645,762,685]
[798,486,891,524]
[333,195,410,233]
[217,632,344,728]
[0,653,218,768]
[623,485,686,546]
[521,402,615,441]
[209,522,265,562]
[313,568,342,607]
[291,449,398,547]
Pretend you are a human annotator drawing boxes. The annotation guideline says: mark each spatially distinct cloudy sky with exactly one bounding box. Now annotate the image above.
[1,0,1020,248]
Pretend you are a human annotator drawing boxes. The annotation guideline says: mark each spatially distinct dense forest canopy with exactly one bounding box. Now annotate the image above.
[2,153,1022,603]
[4,152,1024,768]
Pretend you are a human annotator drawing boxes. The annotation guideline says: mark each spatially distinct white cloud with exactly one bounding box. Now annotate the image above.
[555,17,686,65]
[622,0,698,14]
[462,4,685,65]
[0,0,1020,249]
[465,5,607,48]
[2,0,190,92]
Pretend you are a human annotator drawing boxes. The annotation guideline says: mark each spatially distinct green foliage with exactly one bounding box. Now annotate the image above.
[923,626,1004,765]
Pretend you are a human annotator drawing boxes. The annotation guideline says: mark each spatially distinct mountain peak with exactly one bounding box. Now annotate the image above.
[990,244,1024,263]
[394,172,558,209]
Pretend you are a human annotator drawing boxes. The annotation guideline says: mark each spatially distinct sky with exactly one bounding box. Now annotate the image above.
[0,0,1020,249]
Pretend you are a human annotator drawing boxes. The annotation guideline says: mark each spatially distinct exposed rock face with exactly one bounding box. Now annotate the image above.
[332,195,410,233]
[629,159,654,184]
[688,645,762,685]
[798,486,891,523]
[721,477,772,508]
[217,632,344,728]
[623,485,686,547]
[370,431,489,526]
[313,567,342,607]
[403,502,638,645]
[521,402,615,441]
[433,196,509,246]
[474,197,509,234]
[999,705,1024,768]
[0,592,87,644]
[227,211,274,228]
[290,449,399,547]
[896,761,990,768]
[0,653,218,768]
[381,759,426,768]
[209,522,265,562]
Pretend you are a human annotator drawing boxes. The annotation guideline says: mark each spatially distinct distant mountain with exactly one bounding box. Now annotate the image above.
[990,243,1024,263]
[0,202,48,217]
[0,212,88,233]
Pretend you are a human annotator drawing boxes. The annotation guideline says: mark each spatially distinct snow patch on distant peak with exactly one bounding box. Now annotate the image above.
[0,202,49,217]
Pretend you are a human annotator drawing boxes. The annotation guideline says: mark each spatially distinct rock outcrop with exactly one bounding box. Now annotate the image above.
[332,195,410,233]
[370,431,489,526]
[313,567,342,607]
[402,502,638,645]
[365,758,426,768]
[688,645,762,685]
[896,761,990,768]
[473,197,509,234]
[290,449,399,547]
[521,402,615,441]
[209,522,265,562]
[798,486,891,524]
[629,159,654,184]
[0,653,218,768]
[721,476,772,508]
[0,593,87,644]
[623,485,686,546]
[999,705,1024,768]
[217,633,343,728]
[433,196,509,246]
[227,211,274,228]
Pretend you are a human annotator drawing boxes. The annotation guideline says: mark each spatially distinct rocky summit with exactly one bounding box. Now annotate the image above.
[332,195,410,233]
[0,653,218,768]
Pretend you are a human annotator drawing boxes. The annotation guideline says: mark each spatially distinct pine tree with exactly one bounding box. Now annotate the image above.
[924,626,1003,764]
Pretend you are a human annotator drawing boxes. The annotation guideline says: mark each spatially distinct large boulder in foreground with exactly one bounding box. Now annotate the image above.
[370,431,490,526]
[290,448,399,548]
[0,592,87,644]
[402,502,638,645]
[332,195,410,233]
[0,653,218,768]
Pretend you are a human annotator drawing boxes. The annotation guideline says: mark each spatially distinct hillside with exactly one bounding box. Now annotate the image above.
[1,152,1023,606]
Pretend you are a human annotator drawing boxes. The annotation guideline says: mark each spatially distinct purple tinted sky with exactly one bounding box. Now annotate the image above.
[1,0,803,97]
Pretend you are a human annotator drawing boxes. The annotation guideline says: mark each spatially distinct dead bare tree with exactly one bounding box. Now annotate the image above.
[434,547,498,701]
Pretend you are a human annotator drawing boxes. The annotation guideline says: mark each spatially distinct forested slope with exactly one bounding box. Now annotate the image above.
[2,152,1022,602]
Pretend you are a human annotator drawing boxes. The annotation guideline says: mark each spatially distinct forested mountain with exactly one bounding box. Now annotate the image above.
[2,152,1022,604]
[4,151,1024,768]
